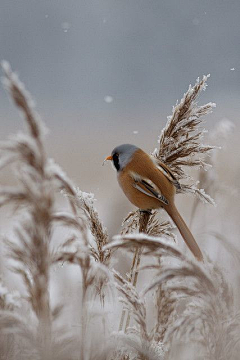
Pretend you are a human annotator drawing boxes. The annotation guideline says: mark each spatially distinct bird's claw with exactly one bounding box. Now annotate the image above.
[139,209,152,215]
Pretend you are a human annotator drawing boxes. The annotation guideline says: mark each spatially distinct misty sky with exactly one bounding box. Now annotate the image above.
[1,0,240,118]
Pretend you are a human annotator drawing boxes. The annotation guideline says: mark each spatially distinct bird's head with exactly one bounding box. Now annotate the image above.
[103,144,139,171]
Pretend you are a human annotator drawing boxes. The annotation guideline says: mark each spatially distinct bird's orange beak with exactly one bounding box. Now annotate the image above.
[102,155,113,166]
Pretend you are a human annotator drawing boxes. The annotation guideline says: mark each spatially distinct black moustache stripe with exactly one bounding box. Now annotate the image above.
[112,153,120,171]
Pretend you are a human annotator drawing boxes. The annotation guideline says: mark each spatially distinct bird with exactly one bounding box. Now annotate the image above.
[103,143,203,262]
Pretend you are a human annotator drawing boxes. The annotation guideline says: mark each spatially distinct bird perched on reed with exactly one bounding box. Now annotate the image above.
[104,144,203,261]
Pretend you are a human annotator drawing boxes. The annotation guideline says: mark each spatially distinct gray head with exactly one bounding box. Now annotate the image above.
[111,144,139,171]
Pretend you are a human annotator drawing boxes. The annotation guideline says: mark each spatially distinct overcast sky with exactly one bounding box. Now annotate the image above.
[1,0,240,117]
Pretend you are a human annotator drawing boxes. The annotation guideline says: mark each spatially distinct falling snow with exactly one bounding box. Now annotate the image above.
[61,22,71,33]
[104,95,113,103]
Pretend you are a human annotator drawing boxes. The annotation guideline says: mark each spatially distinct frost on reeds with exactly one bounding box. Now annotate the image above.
[0,62,112,360]
[152,75,217,206]
[106,234,240,359]
[0,63,239,360]
[63,187,110,264]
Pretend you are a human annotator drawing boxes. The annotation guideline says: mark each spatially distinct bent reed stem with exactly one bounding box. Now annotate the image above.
[119,211,150,332]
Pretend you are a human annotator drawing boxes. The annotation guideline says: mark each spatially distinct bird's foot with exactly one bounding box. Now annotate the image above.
[139,209,153,215]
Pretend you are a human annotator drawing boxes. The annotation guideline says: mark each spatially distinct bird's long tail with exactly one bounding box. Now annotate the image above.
[166,204,203,262]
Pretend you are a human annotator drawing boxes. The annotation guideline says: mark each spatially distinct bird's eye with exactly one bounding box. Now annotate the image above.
[112,153,120,171]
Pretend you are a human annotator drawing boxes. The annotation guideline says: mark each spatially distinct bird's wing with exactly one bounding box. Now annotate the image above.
[153,158,181,190]
[131,172,169,205]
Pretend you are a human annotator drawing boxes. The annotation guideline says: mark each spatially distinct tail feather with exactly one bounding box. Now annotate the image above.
[166,204,203,262]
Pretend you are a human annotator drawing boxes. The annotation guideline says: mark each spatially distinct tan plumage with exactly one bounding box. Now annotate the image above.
[118,150,175,210]
[105,145,203,262]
